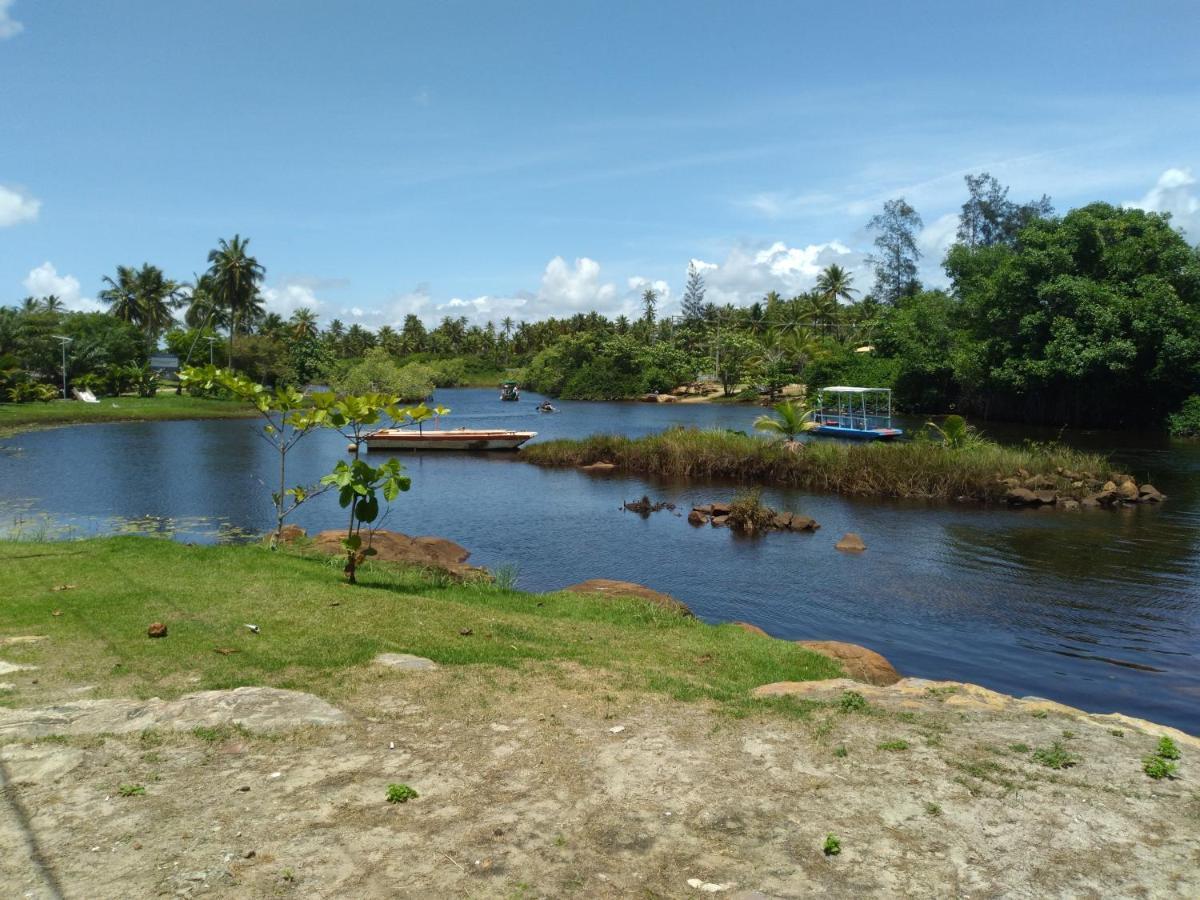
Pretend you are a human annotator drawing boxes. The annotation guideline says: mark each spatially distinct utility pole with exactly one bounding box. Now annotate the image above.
[52,335,73,399]
[203,335,217,366]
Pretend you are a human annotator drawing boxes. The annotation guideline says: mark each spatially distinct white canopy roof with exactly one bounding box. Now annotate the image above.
[819,386,892,393]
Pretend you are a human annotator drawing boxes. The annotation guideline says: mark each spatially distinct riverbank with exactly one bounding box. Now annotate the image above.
[522,427,1118,504]
[1,538,1195,897]
[0,395,256,437]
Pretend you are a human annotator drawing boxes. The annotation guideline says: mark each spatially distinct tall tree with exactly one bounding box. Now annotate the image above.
[680,262,707,323]
[958,173,1054,248]
[206,234,265,363]
[640,288,658,326]
[815,264,857,308]
[867,198,923,304]
[98,263,181,345]
[289,307,319,341]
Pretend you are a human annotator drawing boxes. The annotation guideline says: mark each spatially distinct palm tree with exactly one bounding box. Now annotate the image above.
[259,312,285,338]
[99,265,141,323]
[815,264,857,307]
[19,296,42,313]
[753,400,816,442]
[206,234,265,364]
[41,295,64,313]
[98,263,181,344]
[290,308,319,341]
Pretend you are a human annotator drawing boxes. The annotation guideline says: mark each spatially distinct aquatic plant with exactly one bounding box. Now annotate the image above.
[524,427,1109,503]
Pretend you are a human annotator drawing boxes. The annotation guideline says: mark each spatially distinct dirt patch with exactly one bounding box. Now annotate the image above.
[1,665,1197,898]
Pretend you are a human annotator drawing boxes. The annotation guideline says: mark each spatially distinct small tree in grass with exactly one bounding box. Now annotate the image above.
[321,457,410,583]
[753,400,816,443]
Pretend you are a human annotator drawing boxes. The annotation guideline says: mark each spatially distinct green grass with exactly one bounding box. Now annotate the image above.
[0,537,842,710]
[0,394,255,436]
[522,427,1110,502]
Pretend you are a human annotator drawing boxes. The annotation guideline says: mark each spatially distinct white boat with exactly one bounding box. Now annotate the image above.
[364,427,536,451]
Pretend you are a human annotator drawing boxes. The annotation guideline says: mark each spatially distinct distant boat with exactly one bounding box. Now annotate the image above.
[807,386,903,441]
[537,401,557,413]
[499,381,520,401]
[365,427,536,451]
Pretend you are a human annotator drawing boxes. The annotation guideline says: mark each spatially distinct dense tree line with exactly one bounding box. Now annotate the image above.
[4,175,1199,427]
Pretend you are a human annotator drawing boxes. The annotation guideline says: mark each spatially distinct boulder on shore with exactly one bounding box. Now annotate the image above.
[310,530,489,581]
[561,579,694,617]
[687,509,708,526]
[795,640,901,686]
[1139,484,1165,502]
[710,514,730,527]
[580,461,617,473]
[834,532,866,552]
[1005,487,1040,506]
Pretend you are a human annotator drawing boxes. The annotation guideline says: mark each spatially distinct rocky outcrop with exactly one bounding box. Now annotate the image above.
[1005,472,1167,509]
[834,533,866,552]
[309,530,489,581]
[795,640,899,685]
[623,495,675,516]
[689,501,818,533]
[562,580,694,617]
[750,677,1200,748]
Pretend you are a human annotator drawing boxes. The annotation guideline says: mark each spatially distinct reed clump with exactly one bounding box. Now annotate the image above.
[521,427,1111,503]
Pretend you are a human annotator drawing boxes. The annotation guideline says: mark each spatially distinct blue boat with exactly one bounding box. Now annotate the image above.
[808,386,903,441]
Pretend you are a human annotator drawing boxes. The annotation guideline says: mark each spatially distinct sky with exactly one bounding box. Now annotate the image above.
[2,0,1198,328]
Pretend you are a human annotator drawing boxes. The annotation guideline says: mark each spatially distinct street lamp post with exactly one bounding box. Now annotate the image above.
[52,335,73,399]
[203,335,217,366]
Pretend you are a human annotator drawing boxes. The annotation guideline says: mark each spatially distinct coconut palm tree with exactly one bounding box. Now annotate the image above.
[815,264,857,307]
[99,263,181,344]
[41,295,65,313]
[290,308,319,342]
[98,265,141,324]
[753,400,817,442]
[206,234,265,363]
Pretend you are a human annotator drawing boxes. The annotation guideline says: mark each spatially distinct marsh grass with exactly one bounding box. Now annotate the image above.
[0,395,255,436]
[523,427,1109,502]
[0,537,841,713]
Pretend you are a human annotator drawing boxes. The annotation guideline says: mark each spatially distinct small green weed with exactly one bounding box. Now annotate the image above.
[1143,756,1178,780]
[877,739,910,752]
[1032,742,1079,770]
[833,744,848,758]
[1008,743,1030,754]
[386,783,419,804]
[822,833,841,856]
[34,734,70,745]
[1109,729,1125,738]
[1031,710,1048,719]
[1062,730,1075,739]
[925,686,959,701]
[117,784,145,797]
[838,691,868,713]
[924,802,941,816]
[1156,736,1181,761]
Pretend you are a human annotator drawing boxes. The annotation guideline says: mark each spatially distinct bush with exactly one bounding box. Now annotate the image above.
[1168,395,1200,437]
[331,349,433,401]
[726,488,775,532]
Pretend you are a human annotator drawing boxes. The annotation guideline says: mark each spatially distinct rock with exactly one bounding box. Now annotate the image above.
[0,744,84,785]
[658,394,677,403]
[147,622,168,638]
[1102,480,1117,493]
[1117,481,1140,501]
[795,640,901,686]
[274,524,306,543]
[692,504,714,515]
[0,660,35,676]
[730,621,769,638]
[640,393,660,402]
[1005,487,1039,506]
[1034,490,1058,505]
[0,687,349,740]
[580,461,616,473]
[1139,484,1165,502]
[789,516,819,532]
[1114,473,1134,486]
[1080,496,1100,509]
[311,530,488,580]
[710,515,730,527]
[562,579,694,617]
[834,533,866,552]
[687,510,709,526]
[373,653,438,671]
[710,502,731,516]
[1061,499,1080,511]
[771,512,793,529]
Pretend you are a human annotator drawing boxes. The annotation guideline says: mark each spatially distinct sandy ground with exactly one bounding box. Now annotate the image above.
[2,661,1199,899]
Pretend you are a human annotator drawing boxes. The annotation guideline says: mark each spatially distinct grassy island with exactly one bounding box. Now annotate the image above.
[522,427,1113,502]
[0,395,256,437]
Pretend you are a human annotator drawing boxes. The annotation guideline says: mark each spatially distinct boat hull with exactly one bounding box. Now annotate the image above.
[365,429,536,451]
[812,425,903,441]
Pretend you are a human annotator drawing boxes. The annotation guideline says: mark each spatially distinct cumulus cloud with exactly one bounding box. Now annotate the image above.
[1124,168,1200,237]
[0,0,23,39]
[260,280,323,317]
[0,183,40,226]
[22,262,102,312]
[688,240,866,307]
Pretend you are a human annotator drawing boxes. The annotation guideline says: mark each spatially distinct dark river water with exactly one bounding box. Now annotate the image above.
[2,388,1198,733]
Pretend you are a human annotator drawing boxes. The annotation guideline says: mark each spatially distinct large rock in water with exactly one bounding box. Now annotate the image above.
[562,579,694,617]
[310,530,488,580]
[795,640,901,686]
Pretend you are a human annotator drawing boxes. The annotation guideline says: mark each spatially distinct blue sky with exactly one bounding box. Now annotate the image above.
[2,0,1197,327]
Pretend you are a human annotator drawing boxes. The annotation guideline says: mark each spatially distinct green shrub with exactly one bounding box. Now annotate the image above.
[838,690,868,713]
[1156,736,1181,760]
[1032,742,1079,770]
[1143,756,1178,780]
[386,783,419,804]
[822,833,841,856]
[1168,395,1200,437]
[726,488,776,532]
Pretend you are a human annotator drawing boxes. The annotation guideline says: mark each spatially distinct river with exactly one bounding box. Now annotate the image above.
[2,388,1198,732]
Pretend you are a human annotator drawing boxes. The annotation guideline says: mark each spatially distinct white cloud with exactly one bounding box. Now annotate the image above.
[0,0,23,39]
[22,262,102,312]
[0,183,39,226]
[537,256,618,311]
[259,280,323,317]
[688,240,865,307]
[741,190,843,219]
[918,212,959,257]
[1124,167,1200,237]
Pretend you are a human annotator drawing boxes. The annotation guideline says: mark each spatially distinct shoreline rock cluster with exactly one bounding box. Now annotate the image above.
[688,501,819,532]
[1004,469,1166,509]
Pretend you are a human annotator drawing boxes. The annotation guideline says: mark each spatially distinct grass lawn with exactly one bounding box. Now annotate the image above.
[0,394,256,436]
[0,537,841,711]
